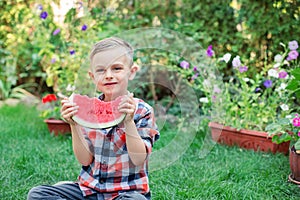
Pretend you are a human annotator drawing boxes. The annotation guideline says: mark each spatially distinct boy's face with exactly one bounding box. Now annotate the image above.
[89,47,137,100]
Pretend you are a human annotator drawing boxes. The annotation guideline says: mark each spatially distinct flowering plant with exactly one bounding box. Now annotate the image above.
[179,40,299,132]
[264,40,300,150]
[266,113,300,152]
[40,94,61,120]
[32,3,93,94]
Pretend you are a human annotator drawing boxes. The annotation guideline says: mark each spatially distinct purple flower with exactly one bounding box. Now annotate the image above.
[40,11,48,19]
[293,117,300,127]
[37,4,43,10]
[255,87,261,93]
[239,65,248,73]
[289,40,299,50]
[263,80,273,88]
[77,1,83,9]
[298,131,300,137]
[191,73,199,80]
[81,24,88,31]
[286,50,299,61]
[232,56,241,68]
[193,66,198,72]
[206,45,214,57]
[52,28,60,35]
[70,50,75,55]
[213,85,221,93]
[212,95,217,102]
[278,71,288,79]
[51,58,56,64]
[180,60,189,69]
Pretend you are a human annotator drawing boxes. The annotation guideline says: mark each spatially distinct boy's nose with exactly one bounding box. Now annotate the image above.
[105,69,113,78]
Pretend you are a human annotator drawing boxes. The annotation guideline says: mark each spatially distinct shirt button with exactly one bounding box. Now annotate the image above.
[101,160,108,170]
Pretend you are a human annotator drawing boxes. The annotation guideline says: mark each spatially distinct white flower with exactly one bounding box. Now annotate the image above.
[243,78,250,82]
[274,54,283,63]
[280,104,289,111]
[285,115,292,119]
[203,79,211,88]
[268,68,279,78]
[275,83,287,96]
[279,83,287,90]
[199,97,209,103]
[232,56,241,68]
[66,84,76,91]
[283,60,290,66]
[219,53,232,63]
[273,63,281,68]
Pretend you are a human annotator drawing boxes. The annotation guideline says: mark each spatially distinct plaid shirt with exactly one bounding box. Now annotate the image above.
[77,96,160,200]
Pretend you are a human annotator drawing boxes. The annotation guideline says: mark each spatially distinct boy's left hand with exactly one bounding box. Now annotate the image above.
[118,92,136,122]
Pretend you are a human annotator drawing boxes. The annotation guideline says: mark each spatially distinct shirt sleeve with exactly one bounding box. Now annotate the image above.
[134,99,160,153]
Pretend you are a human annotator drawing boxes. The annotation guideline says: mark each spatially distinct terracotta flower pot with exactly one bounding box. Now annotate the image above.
[209,122,290,154]
[44,119,71,136]
[289,146,300,184]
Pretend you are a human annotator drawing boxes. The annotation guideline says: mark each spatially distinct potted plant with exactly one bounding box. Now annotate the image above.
[266,113,300,184]
[40,93,71,136]
[266,64,300,185]
[181,40,299,154]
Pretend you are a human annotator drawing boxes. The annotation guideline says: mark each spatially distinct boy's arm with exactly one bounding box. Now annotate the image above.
[61,98,94,166]
[70,125,94,166]
[124,120,147,166]
[119,93,148,166]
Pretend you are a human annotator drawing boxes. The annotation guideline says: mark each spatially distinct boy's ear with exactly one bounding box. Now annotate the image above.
[88,71,95,81]
[129,64,139,80]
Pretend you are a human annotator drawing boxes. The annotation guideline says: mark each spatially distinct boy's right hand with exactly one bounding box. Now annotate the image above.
[60,97,79,125]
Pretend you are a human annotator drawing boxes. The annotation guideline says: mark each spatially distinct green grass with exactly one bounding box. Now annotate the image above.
[1,104,300,199]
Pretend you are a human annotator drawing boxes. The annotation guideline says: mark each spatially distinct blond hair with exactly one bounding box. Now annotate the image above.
[89,37,134,67]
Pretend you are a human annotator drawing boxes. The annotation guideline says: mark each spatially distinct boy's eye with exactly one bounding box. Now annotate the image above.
[96,68,105,73]
[112,65,123,71]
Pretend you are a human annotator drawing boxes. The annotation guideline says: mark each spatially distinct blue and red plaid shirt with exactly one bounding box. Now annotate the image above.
[77,96,160,200]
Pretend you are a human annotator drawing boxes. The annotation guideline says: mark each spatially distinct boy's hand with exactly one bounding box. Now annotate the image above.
[60,97,79,125]
[118,92,136,122]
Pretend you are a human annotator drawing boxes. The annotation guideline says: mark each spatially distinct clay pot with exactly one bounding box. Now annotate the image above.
[289,146,300,184]
[209,122,290,154]
[44,119,71,136]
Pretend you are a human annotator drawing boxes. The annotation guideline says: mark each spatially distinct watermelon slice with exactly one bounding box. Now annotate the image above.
[70,94,126,129]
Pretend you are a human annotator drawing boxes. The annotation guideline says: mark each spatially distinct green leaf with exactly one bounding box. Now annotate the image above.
[64,8,76,23]
[278,118,290,125]
[286,79,299,91]
[291,68,300,80]
[295,140,300,151]
[272,135,280,143]
[280,133,292,142]
[237,101,245,107]
[46,75,54,87]
[265,123,281,131]
[272,132,292,144]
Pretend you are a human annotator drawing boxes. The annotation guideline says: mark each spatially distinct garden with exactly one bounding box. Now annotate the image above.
[1,0,300,199]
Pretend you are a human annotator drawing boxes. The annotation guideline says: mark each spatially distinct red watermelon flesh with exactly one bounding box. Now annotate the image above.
[70,94,126,129]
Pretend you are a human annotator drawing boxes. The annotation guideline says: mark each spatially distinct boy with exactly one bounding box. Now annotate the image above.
[27,37,160,200]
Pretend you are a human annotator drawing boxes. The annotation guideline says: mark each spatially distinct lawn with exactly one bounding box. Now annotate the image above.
[1,104,300,199]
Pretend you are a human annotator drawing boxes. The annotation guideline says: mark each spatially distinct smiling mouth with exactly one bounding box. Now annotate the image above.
[104,82,117,86]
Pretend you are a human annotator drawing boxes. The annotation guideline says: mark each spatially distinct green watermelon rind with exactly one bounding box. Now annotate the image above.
[70,93,126,129]
[72,114,126,129]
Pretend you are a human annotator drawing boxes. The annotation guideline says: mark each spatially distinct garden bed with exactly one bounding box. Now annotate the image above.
[1,105,300,199]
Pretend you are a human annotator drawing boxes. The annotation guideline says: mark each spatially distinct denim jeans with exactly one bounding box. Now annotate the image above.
[27,182,148,200]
